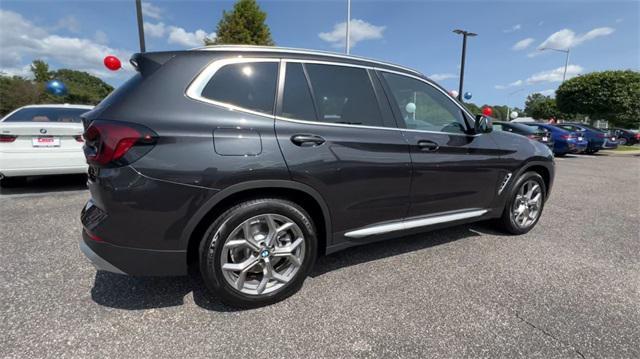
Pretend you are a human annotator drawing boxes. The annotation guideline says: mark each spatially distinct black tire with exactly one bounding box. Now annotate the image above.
[199,198,317,308]
[496,172,546,235]
[619,138,628,146]
[0,176,26,188]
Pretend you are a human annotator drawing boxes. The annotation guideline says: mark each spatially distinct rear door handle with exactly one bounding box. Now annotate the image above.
[291,134,325,147]
[417,140,439,152]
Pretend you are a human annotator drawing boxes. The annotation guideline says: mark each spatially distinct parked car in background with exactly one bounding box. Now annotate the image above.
[0,104,91,187]
[79,46,554,308]
[554,123,605,154]
[525,123,588,156]
[600,128,639,146]
[493,121,554,150]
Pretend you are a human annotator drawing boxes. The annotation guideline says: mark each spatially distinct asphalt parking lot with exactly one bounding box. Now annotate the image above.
[1,154,639,358]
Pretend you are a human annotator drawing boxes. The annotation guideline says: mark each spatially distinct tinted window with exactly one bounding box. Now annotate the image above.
[2,107,89,123]
[304,64,384,127]
[282,63,316,121]
[382,72,467,134]
[201,62,278,114]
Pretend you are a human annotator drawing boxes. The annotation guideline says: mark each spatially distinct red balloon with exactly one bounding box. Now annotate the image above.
[103,55,121,71]
[482,107,493,116]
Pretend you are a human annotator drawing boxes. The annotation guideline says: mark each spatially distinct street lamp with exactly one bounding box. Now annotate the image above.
[345,0,351,54]
[539,47,570,82]
[135,0,146,52]
[453,29,477,102]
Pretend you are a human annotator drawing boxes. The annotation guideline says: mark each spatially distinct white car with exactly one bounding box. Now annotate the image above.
[0,104,92,186]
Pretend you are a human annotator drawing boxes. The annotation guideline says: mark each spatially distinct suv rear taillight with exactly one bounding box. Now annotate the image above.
[0,135,17,143]
[83,120,157,167]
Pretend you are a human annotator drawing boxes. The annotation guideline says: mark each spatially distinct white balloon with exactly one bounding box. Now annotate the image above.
[450,90,459,98]
[405,102,417,114]
[510,111,519,120]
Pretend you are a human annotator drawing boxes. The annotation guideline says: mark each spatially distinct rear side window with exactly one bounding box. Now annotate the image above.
[201,62,278,114]
[2,107,89,123]
[382,72,467,134]
[282,63,316,122]
[304,64,384,127]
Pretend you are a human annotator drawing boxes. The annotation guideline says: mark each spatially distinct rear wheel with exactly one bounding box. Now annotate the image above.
[496,172,546,235]
[199,198,317,308]
[619,138,628,146]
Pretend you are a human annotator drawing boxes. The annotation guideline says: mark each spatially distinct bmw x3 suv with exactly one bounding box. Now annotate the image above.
[80,45,554,307]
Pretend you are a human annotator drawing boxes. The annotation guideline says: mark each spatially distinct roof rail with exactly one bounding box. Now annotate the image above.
[194,45,424,77]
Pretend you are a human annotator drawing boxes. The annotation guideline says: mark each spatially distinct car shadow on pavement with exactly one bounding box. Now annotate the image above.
[0,174,87,195]
[90,222,497,312]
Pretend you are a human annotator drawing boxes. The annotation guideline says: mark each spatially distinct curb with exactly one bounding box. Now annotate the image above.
[599,150,640,157]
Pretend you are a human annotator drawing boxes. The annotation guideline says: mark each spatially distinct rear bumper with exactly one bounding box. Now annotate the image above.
[81,231,188,276]
[0,150,87,177]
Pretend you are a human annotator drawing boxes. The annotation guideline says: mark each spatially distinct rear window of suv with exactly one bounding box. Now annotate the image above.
[201,62,278,115]
[2,107,89,122]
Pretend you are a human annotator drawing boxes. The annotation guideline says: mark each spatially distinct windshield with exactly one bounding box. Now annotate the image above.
[2,107,90,123]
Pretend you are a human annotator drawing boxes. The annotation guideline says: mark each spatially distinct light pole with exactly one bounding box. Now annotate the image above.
[539,47,570,82]
[135,0,146,52]
[345,0,351,54]
[453,29,477,102]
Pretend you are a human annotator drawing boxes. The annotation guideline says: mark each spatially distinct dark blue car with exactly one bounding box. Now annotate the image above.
[555,123,606,154]
[526,123,588,156]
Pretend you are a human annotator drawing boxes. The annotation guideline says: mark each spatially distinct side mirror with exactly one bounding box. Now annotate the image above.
[475,115,493,134]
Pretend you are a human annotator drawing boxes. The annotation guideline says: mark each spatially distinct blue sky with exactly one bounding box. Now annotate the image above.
[1,0,638,108]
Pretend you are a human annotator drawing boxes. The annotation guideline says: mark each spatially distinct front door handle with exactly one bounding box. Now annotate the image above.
[291,134,326,147]
[417,140,439,152]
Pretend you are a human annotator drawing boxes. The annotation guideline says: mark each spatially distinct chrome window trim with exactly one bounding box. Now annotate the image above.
[344,209,489,239]
[194,45,423,77]
[185,56,480,137]
[185,57,280,119]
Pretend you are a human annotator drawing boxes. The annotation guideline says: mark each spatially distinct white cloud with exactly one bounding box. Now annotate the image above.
[319,19,385,49]
[429,73,457,81]
[53,15,80,33]
[167,27,215,47]
[539,89,556,97]
[94,30,109,45]
[0,10,133,79]
[495,80,523,90]
[503,24,522,33]
[144,21,167,37]
[512,38,535,51]
[537,27,615,50]
[144,21,215,48]
[141,2,163,20]
[526,64,584,84]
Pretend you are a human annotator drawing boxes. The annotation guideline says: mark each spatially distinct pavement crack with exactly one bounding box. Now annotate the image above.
[514,311,586,359]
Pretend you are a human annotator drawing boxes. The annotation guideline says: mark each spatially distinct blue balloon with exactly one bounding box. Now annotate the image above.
[46,80,67,96]
[464,91,473,100]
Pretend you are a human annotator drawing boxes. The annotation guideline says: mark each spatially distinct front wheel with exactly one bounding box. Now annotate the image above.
[496,172,546,235]
[199,198,317,308]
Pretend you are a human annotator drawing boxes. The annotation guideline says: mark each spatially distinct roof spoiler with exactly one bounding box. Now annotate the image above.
[129,52,176,76]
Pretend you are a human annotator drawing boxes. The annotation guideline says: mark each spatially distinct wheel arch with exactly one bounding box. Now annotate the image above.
[518,160,554,199]
[183,180,332,267]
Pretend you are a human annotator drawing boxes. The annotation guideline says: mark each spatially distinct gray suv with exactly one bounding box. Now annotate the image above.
[80,46,554,307]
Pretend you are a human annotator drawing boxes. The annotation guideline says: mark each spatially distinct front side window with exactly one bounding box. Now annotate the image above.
[201,62,278,114]
[304,63,384,127]
[382,72,467,134]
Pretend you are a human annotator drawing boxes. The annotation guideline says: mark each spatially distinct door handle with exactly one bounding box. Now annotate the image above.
[417,140,439,152]
[291,134,325,147]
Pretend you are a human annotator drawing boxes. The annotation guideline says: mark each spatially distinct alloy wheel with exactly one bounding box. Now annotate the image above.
[511,179,543,228]
[219,214,305,296]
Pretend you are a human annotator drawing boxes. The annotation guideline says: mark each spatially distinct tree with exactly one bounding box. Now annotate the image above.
[206,0,274,46]
[0,75,41,116]
[31,59,51,83]
[525,93,563,120]
[556,70,640,128]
